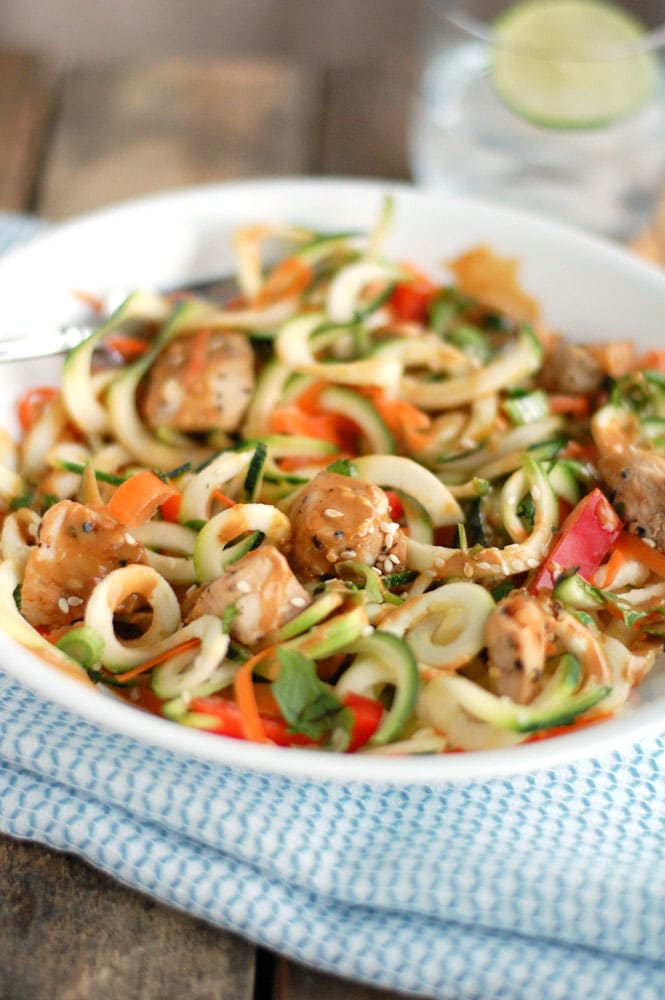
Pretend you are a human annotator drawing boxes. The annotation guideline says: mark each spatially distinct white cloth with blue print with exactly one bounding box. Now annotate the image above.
[1,212,665,1000]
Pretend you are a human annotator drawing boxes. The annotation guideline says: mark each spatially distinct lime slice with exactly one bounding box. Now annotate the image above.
[491,0,659,129]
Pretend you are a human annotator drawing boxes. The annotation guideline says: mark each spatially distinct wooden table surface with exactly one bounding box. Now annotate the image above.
[0,49,423,1000]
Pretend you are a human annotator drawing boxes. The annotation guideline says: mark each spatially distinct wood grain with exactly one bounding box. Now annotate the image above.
[36,57,323,219]
[0,838,256,1000]
[0,50,53,212]
[276,958,416,999]
[320,61,414,180]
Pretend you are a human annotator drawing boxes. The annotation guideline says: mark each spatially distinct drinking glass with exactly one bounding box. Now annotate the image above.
[409,0,665,240]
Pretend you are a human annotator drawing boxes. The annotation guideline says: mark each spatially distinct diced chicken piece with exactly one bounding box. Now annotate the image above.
[539,341,604,395]
[20,500,147,628]
[141,330,254,433]
[182,545,311,646]
[598,446,665,549]
[485,589,549,705]
[288,470,407,581]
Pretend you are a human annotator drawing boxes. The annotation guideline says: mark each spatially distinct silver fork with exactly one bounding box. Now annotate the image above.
[0,273,238,364]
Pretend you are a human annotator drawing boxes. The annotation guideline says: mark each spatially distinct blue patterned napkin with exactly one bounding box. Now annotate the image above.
[1,213,665,1000]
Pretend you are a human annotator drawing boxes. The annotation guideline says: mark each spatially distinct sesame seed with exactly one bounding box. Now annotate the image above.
[384,533,394,549]
[379,521,393,532]
[67,595,83,607]
[58,597,69,614]
[236,580,252,593]
[382,559,393,573]
[340,549,357,559]
[389,553,401,565]
[324,508,343,519]
[463,563,474,579]
[290,596,307,608]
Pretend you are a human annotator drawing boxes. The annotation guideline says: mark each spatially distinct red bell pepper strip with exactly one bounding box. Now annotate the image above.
[342,692,384,752]
[188,690,383,752]
[529,487,623,592]
[389,276,437,323]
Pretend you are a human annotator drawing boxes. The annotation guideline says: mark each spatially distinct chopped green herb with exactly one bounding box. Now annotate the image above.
[272,648,351,742]
[326,458,358,477]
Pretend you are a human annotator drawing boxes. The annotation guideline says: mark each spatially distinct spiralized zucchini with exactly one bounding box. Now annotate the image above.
[4,205,665,756]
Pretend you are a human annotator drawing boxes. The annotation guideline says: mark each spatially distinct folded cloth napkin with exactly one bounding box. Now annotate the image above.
[1,213,665,1000]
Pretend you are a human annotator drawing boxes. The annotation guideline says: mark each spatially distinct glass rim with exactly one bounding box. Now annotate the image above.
[435,3,665,61]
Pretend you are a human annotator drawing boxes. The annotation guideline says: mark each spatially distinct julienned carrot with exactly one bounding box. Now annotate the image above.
[212,489,237,509]
[103,335,151,360]
[609,532,665,580]
[360,386,432,450]
[108,469,179,527]
[114,637,201,683]
[600,546,629,588]
[278,454,336,473]
[271,405,358,449]
[256,257,312,306]
[159,491,182,522]
[548,394,592,418]
[17,386,59,433]
[633,350,665,374]
[183,328,211,389]
[233,646,278,744]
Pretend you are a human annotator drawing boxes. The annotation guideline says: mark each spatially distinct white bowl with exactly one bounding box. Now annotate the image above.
[2,176,665,785]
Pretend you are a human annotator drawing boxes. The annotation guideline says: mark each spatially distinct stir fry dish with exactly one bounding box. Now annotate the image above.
[2,203,665,754]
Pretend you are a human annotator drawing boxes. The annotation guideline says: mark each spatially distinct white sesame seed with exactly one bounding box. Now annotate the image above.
[290,596,307,608]
[323,508,343,519]
[67,595,83,607]
[340,549,357,559]
[58,597,69,614]
[379,521,392,532]
[463,563,474,579]
[383,559,393,573]
[389,553,401,565]
[384,533,394,549]
[362,625,374,637]
[236,580,252,593]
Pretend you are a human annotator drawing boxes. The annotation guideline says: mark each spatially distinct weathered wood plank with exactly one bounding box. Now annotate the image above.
[0,50,53,212]
[36,57,323,219]
[0,836,256,1000]
[319,62,415,180]
[275,957,418,1000]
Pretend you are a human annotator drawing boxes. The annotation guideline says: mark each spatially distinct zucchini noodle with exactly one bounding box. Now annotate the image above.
[3,205,665,755]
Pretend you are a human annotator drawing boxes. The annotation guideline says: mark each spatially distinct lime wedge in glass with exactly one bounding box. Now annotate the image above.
[491,0,659,129]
